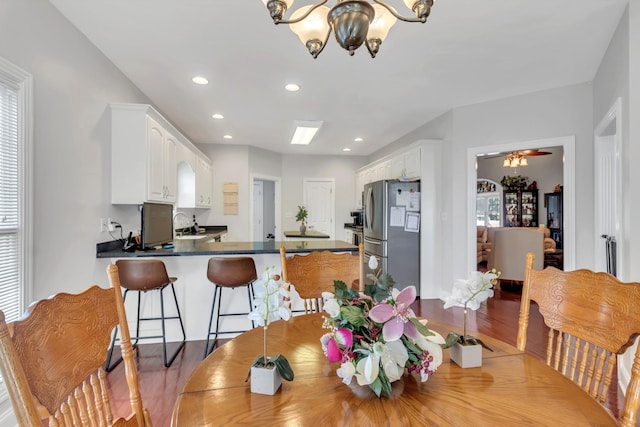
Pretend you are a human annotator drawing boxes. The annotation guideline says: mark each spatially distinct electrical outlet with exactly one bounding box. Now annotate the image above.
[100,218,108,232]
[107,218,116,232]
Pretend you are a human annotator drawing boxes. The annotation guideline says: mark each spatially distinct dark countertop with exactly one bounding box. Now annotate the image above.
[283,230,330,238]
[97,239,358,258]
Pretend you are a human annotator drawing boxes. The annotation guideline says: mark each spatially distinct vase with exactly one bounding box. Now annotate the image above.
[250,365,282,395]
[299,222,306,235]
[450,342,482,368]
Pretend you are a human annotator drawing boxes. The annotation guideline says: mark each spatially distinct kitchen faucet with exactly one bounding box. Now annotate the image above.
[173,211,190,237]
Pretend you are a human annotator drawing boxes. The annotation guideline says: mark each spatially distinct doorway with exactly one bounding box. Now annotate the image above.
[467,136,576,274]
[594,98,622,277]
[250,174,282,242]
[303,178,335,238]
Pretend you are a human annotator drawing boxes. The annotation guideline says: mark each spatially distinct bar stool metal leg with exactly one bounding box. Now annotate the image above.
[106,259,186,371]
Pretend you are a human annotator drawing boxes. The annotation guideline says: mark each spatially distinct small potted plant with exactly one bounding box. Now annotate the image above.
[246,266,294,394]
[296,205,308,234]
[443,269,500,368]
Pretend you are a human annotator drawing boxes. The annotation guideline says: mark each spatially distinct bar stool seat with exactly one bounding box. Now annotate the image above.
[105,259,186,371]
[204,257,257,358]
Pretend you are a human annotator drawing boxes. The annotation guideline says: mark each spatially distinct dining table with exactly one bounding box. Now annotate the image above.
[171,312,617,426]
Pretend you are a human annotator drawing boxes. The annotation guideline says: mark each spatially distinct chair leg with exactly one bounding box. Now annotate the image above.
[247,284,255,329]
[159,285,186,368]
[105,289,140,372]
[203,286,221,359]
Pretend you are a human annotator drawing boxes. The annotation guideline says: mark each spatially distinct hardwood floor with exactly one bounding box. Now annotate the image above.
[107,287,626,426]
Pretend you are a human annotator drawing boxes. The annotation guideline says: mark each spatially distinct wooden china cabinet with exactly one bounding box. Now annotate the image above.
[503,189,538,227]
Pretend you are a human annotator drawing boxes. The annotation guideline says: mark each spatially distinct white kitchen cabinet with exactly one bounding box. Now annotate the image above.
[391,146,421,179]
[344,228,353,244]
[147,116,177,203]
[195,155,212,207]
[111,103,211,205]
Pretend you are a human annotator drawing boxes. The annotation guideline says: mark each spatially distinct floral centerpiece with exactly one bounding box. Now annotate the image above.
[246,266,294,394]
[443,269,500,349]
[320,256,444,397]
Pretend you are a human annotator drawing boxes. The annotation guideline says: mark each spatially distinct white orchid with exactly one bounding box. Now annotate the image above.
[248,266,293,377]
[337,361,356,385]
[322,291,341,317]
[248,266,291,327]
[355,351,380,386]
[443,270,498,310]
[443,269,500,345]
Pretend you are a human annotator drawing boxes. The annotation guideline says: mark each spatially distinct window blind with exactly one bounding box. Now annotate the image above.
[0,78,21,322]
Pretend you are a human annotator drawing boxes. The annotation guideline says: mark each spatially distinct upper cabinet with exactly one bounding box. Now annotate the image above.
[355,145,422,208]
[110,103,212,206]
[195,155,212,207]
[147,116,177,203]
[391,146,421,179]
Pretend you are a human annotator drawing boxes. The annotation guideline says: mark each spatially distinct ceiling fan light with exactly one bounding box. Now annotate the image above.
[264,0,296,22]
[404,0,434,22]
[503,158,510,167]
[328,1,375,55]
[520,157,528,166]
[289,5,331,56]
[368,4,397,42]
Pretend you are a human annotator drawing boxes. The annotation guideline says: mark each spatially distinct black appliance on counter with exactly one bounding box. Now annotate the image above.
[350,210,364,226]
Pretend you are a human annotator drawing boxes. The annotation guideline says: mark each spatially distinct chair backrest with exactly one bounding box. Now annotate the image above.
[517,252,640,427]
[0,264,151,426]
[487,227,544,281]
[116,258,172,291]
[280,244,364,313]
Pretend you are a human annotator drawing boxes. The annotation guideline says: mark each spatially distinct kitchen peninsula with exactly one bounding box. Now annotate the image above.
[96,238,358,343]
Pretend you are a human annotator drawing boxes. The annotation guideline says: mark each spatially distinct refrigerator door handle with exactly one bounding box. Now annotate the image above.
[364,238,381,245]
[365,186,373,232]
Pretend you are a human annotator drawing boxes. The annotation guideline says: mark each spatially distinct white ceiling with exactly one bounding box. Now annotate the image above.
[49,0,628,156]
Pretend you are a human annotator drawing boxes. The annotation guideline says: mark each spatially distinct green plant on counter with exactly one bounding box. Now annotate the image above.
[296,205,308,224]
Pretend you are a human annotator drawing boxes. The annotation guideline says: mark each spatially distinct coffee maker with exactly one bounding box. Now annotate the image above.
[350,210,364,227]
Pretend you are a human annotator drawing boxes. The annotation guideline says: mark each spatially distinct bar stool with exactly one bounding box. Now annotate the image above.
[105,259,186,371]
[204,257,257,358]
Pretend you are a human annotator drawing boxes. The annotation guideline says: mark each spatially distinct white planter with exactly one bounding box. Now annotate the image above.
[450,342,482,368]
[250,365,282,395]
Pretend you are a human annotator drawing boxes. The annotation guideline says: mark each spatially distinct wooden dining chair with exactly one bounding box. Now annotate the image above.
[0,264,152,426]
[280,243,364,313]
[517,252,640,427]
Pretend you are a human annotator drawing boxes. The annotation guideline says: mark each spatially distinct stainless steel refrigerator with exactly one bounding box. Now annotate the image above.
[363,179,420,293]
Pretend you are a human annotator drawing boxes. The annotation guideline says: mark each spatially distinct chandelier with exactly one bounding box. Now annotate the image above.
[260,0,435,58]
[503,152,528,168]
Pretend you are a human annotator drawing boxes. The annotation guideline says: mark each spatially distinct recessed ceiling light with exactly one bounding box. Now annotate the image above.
[192,76,209,85]
[290,120,322,145]
[223,135,233,140]
[354,137,363,142]
[343,148,351,152]
[285,83,300,92]
[212,113,224,119]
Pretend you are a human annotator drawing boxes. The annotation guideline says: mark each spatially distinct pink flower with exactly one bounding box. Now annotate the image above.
[369,286,417,342]
[325,328,353,362]
[326,337,342,362]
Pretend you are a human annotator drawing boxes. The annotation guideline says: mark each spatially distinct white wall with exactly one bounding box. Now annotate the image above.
[593,6,630,280]
[280,154,368,237]
[196,144,251,241]
[0,0,157,299]
[371,83,594,292]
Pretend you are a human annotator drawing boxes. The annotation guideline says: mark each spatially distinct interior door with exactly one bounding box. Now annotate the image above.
[253,180,264,241]
[303,178,334,238]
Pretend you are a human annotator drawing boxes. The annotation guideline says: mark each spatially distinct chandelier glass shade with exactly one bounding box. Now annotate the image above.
[261,0,435,58]
[503,152,528,168]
